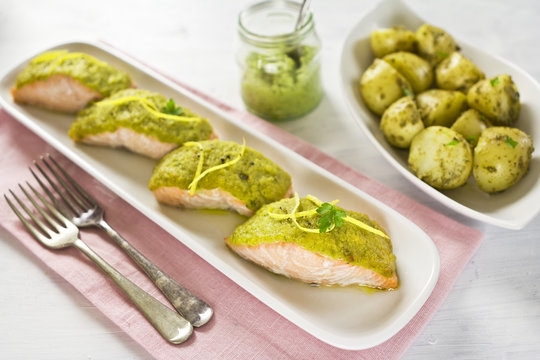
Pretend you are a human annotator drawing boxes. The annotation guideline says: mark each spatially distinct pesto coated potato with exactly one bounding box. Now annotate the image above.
[370,27,418,58]
[436,52,485,93]
[408,126,473,189]
[450,109,489,147]
[360,58,413,116]
[383,52,434,93]
[415,24,458,66]
[363,22,533,196]
[416,89,468,127]
[473,127,534,193]
[467,75,521,126]
[380,96,424,148]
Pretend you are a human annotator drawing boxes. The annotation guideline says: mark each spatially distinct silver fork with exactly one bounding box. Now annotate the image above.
[4,183,193,344]
[31,154,212,327]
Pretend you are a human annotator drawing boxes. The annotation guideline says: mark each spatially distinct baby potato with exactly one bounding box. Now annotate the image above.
[416,89,468,127]
[436,52,485,93]
[451,109,489,147]
[415,24,458,66]
[360,58,413,116]
[383,51,434,93]
[467,75,521,126]
[473,127,534,193]
[370,26,418,58]
[408,126,473,189]
[380,97,424,148]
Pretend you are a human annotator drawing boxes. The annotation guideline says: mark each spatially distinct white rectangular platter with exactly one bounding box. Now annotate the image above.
[0,41,439,350]
[340,0,540,230]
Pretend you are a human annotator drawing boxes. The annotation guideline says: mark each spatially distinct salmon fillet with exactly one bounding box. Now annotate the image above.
[80,127,179,159]
[153,184,293,216]
[226,240,399,289]
[154,187,253,216]
[226,196,398,289]
[11,74,102,113]
[78,129,217,159]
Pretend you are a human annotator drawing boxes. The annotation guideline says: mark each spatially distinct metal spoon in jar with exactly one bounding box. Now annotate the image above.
[289,0,312,66]
[294,0,312,30]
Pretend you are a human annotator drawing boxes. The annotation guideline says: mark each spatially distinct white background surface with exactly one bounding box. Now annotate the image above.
[0,0,539,359]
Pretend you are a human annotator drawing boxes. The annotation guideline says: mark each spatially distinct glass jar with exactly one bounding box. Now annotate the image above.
[237,0,323,122]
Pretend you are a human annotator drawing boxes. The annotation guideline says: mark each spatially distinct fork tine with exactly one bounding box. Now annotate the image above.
[26,181,73,231]
[33,157,85,215]
[12,187,53,236]
[41,155,88,209]
[29,166,71,218]
[6,189,53,241]
[18,183,66,235]
[19,182,70,236]
[47,154,97,207]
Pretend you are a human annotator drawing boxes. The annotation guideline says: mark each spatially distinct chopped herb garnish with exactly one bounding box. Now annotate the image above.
[403,87,414,97]
[162,98,184,116]
[316,202,346,233]
[505,136,518,148]
[490,77,500,87]
[437,51,449,58]
[466,135,476,144]
[445,138,459,146]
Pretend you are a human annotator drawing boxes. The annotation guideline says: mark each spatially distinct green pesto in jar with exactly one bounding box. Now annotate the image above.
[69,89,214,145]
[148,140,291,212]
[228,197,396,277]
[15,50,132,96]
[241,45,322,121]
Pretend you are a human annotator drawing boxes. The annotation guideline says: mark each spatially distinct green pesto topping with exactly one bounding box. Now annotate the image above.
[148,140,291,212]
[228,197,396,277]
[15,50,132,96]
[186,138,246,195]
[268,193,390,238]
[68,89,213,145]
[241,45,322,121]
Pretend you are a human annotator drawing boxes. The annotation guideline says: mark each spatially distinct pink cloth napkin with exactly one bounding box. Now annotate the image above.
[0,66,483,358]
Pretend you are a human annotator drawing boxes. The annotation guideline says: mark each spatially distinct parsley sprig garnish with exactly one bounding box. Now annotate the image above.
[162,98,184,116]
[490,77,500,87]
[445,138,459,146]
[316,202,346,233]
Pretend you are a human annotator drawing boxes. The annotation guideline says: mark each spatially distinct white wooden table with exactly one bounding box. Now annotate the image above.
[1,0,539,358]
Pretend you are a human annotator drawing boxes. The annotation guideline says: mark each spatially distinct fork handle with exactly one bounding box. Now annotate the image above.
[98,220,213,327]
[73,238,193,344]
